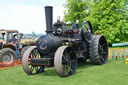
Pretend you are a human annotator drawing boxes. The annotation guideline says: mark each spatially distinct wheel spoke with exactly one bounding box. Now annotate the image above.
[65,50,68,57]
[63,56,72,74]
[30,66,34,72]
[65,49,72,57]
[34,50,38,57]
[63,65,69,75]
[32,50,36,58]
[35,66,39,73]
[37,53,40,58]
[101,43,106,48]
[67,65,73,72]
[100,56,104,62]
[67,51,72,57]
[64,50,71,63]
[63,55,66,60]
[102,51,106,54]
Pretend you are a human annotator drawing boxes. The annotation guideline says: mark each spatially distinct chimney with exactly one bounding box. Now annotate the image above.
[45,6,53,34]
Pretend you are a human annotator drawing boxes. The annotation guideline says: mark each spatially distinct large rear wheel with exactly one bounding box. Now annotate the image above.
[22,46,44,75]
[54,46,77,77]
[89,35,108,65]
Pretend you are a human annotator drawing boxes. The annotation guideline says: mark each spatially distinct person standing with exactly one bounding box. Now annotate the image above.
[72,20,79,34]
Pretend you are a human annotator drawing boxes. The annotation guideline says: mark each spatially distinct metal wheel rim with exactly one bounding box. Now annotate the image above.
[2,53,13,64]
[54,46,77,77]
[22,46,44,75]
[81,21,93,42]
[98,36,108,64]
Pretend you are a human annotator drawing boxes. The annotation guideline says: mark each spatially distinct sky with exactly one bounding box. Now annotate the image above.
[0,0,66,34]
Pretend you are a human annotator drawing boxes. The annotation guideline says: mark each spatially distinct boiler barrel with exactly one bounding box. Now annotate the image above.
[36,35,62,55]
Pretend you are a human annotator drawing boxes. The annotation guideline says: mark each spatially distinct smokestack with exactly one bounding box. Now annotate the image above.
[45,6,53,34]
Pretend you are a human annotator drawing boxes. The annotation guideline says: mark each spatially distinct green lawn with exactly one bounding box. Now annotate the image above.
[0,59,128,85]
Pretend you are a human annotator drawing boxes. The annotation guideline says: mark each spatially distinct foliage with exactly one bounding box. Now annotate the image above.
[64,0,89,27]
[64,0,128,43]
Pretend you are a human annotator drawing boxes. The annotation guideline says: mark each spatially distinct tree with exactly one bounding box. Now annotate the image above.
[64,0,128,44]
[64,0,89,27]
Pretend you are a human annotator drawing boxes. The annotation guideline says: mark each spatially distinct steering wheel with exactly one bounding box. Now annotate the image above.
[81,21,93,43]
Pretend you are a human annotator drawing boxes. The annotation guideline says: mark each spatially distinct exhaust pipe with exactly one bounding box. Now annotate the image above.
[45,6,53,34]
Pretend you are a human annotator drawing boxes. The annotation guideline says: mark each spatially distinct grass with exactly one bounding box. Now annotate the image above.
[0,58,128,85]
[110,46,128,48]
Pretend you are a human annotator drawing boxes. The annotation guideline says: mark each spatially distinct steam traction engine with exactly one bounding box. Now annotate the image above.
[22,6,108,77]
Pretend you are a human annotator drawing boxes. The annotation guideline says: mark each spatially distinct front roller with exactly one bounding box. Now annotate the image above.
[54,46,77,77]
[22,46,44,75]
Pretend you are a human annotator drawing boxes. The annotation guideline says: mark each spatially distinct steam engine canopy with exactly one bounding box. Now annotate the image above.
[36,35,62,55]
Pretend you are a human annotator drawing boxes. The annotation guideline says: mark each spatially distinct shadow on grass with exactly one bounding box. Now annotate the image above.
[39,61,94,77]
[38,67,57,77]
[38,59,112,77]
[77,61,93,69]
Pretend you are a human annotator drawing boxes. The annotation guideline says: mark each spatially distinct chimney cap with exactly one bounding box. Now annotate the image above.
[45,6,53,8]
